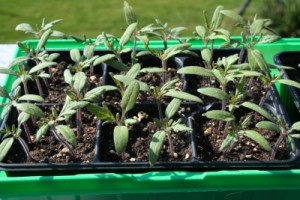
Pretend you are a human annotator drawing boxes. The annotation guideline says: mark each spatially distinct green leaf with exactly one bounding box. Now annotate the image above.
[161,79,179,92]
[241,102,273,121]
[0,137,14,162]
[37,29,52,52]
[124,1,137,25]
[140,67,166,74]
[18,94,44,102]
[0,67,18,76]
[114,125,129,155]
[165,90,203,104]
[241,130,272,152]
[84,85,118,101]
[195,25,206,38]
[113,74,149,91]
[220,10,244,24]
[120,22,138,47]
[36,124,49,141]
[250,19,269,36]
[87,103,115,122]
[17,112,30,126]
[149,130,166,166]
[291,121,300,131]
[203,110,235,122]
[121,81,140,113]
[93,54,115,66]
[29,62,56,74]
[126,63,141,78]
[70,49,81,63]
[73,72,87,93]
[220,134,235,151]
[8,56,30,68]
[256,121,281,133]
[67,101,89,110]
[212,69,226,85]
[55,125,77,146]
[1,105,12,120]
[201,48,212,64]
[211,5,224,30]
[197,87,229,101]
[63,69,73,85]
[275,79,300,90]
[105,59,130,71]
[15,23,35,33]
[172,124,192,132]
[288,135,296,153]
[165,98,182,119]
[83,45,94,59]
[15,103,44,118]
[177,66,214,77]
[0,86,9,98]
[248,49,268,73]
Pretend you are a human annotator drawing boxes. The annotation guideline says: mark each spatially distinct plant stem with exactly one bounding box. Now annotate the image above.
[131,37,137,65]
[162,59,167,84]
[35,77,44,97]
[23,81,29,95]
[166,132,175,156]
[17,136,32,162]
[238,47,245,64]
[156,99,164,121]
[51,128,76,158]
[76,109,82,140]
[271,134,285,160]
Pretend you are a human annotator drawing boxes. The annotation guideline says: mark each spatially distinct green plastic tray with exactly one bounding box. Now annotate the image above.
[1,38,300,199]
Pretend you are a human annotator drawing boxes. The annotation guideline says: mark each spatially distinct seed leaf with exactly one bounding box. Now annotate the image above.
[73,72,87,93]
[121,81,140,113]
[16,103,44,118]
[203,110,235,122]
[197,87,229,101]
[114,125,129,155]
[55,125,77,146]
[36,124,49,141]
[70,49,81,63]
[0,137,14,162]
[241,102,273,121]
[195,25,206,39]
[256,121,281,133]
[240,130,272,152]
[83,45,94,59]
[29,62,56,74]
[165,98,182,119]
[64,69,73,85]
[149,130,166,166]
[177,66,214,77]
[165,90,203,104]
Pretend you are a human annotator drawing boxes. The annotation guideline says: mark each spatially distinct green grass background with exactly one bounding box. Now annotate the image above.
[0,0,263,44]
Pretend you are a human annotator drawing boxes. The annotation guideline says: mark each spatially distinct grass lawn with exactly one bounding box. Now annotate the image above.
[0,0,264,44]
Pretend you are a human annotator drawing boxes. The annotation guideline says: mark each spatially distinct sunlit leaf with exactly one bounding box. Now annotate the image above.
[35,124,49,141]
[241,102,273,121]
[165,90,203,104]
[70,49,81,63]
[55,125,77,146]
[149,130,166,166]
[29,62,56,74]
[37,29,52,51]
[240,130,271,152]
[15,103,44,118]
[114,125,129,155]
[256,121,281,133]
[73,72,87,93]
[120,22,138,47]
[121,81,140,113]
[197,87,229,101]
[177,66,214,77]
[0,137,14,162]
[203,110,235,122]
[165,98,182,119]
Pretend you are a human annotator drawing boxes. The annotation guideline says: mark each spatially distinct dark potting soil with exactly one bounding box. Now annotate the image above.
[193,109,290,161]
[3,108,98,164]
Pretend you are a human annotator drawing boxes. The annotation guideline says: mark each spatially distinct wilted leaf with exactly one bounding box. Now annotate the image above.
[114,125,129,155]
[149,130,166,166]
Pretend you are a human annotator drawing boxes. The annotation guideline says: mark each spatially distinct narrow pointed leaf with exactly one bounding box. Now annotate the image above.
[0,67,18,76]
[165,98,182,119]
[18,94,44,102]
[161,79,179,92]
[177,66,214,77]
[87,103,115,122]
[17,112,30,125]
[140,67,166,74]
[121,81,140,113]
[0,137,14,162]
[36,124,49,141]
[114,125,129,155]
[55,125,77,146]
[241,130,272,152]
[241,102,273,121]
[211,5,224,29]
[8,56,30,68]
[197,87,229,101]
[172,124,192,132]
[203,110,235,122]
[220,10,244,24]
[149,130,166,166]
[220,134,235,151]
[1,105,12,119]
[93,54,115,66]
[29,62,56,74]
[275,79,300,90]
[37,29,52,51]
[16,103,44,118]
[84,85,118,101]
[15,23,35,33]
[165,90,203,103]
[105,59,130,71]
[126,63,141,78]
[0,86,9,98]
[113,75,149,91]
[256,121,281,133]
[120,22,138,47]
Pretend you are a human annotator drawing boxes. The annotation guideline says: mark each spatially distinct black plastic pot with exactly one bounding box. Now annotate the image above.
[274,51,300,122]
